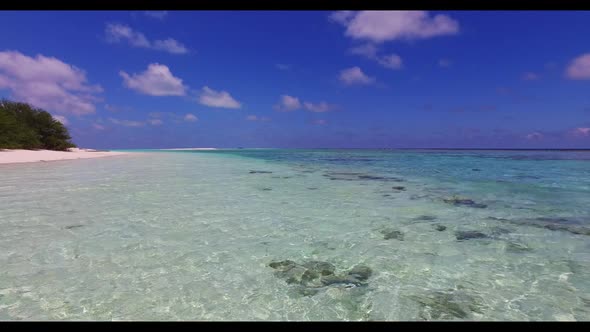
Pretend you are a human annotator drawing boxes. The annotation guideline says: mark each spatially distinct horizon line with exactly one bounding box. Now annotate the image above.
[109,147,590,151]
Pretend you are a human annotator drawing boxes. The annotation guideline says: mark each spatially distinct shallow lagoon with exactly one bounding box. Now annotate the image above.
[1,149,589,320]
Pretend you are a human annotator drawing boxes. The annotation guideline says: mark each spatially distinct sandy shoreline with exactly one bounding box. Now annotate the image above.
[0,148,128,164]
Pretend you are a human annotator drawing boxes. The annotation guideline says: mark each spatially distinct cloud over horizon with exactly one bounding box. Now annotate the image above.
[109,116,167,127]
[144,11,168,20]
[246,115,271,122]
[184,113,198,122]
[273,95,301,112]
[109,117,146,127]
[147,118,163,125]
[349,43,403,70]
[120,63,187,96]
[303,101,336,113]
[330,11,460,43]
[198,86,242,109]
[377,54,403,69]
[571,127,590,137]
[339,66,375,85]
[566,53,590,79]
[525,132,543,140]
[0,50,102,115]
[105,23,188,54]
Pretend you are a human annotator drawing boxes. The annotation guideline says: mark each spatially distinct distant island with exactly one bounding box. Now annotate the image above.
[0,99,75,151]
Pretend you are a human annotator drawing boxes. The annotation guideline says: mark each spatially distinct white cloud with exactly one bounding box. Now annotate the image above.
[105,23,150,47]
[53,115,68,125]
[0,50,102,115]
[349,43,402,70]
[565,54,590,80]
[148,118,163,126]
[246,115,270,122]
[273,95,335,113]
[109,117,163,127]
[198,86,242,109]
[339,66,375,85]
[273,94,302,112]
[329,11,354,25]
[303,101,336,113]
[330,11,459,43]
[525,132,543,140]
[184,113,198,122]
[120,63,187,96]
[144,11,168,20]
[93,123,105,130]
[105,23,188,54]
[153,39,189,55]
[109,117,145,127]
[572,127,590,137]
[377,54,403,69]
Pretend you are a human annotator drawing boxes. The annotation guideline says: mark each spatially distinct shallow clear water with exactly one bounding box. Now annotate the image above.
[1,149,589,321]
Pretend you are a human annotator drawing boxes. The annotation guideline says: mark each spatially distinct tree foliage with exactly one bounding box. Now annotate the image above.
[0,99,76,151]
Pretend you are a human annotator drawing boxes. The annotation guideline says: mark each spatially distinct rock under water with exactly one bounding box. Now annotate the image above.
[455,230,489,241]
[487,216,590,236]
[347,265,373,281]
[506,242,533,253]
[434,224,447,232]
[323,172,404,182]
[249,170,273,174]
[443,195,487,208]
[64,224,84,229]
[414,215,437,221]
[412,288,484,320]
[381,228,405,240]
[268,259,373,297]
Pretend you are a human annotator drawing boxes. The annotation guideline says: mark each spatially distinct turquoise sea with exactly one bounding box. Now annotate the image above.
[1,149,589,320]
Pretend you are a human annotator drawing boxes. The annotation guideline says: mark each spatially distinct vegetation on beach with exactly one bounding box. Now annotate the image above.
[0,99,76,151]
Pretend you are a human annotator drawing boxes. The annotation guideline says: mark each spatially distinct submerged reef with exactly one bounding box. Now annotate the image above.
[486,216,590,236]
[268,259,373,297]
[414,215,437,221]
[434,224,447,232]
[380,227,405,240]
[455,230,489,241]
[411,287,484,320]
[443,195,487,208]
[323,171,404,182]
[249,170,273,174]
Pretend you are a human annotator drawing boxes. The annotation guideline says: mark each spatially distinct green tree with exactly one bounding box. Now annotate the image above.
[0,99,76,151]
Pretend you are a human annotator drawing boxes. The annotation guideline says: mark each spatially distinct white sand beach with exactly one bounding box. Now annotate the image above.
[0,148,127,164]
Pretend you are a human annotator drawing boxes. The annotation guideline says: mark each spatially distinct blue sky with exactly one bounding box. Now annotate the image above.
[1,10,589,149]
